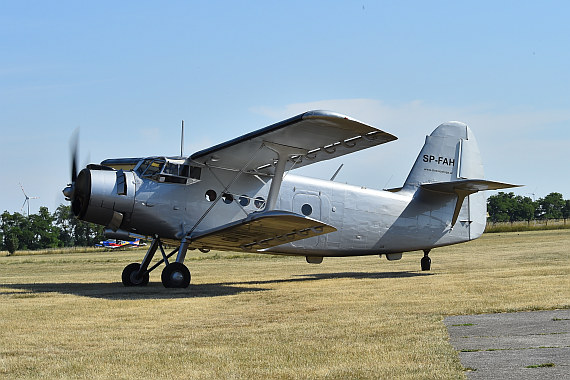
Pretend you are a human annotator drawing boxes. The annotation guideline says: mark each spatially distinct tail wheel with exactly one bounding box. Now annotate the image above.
[421,255,431,271]
[122,263,150,286]
[161,262,191,288]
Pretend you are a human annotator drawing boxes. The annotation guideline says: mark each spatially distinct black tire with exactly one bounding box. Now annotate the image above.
[161,262,191,288]
[122,263,149,286]
[421,256,431,271]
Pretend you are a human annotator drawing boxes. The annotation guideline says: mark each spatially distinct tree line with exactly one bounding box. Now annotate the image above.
[487,192,570,224]
[1,205,104,255]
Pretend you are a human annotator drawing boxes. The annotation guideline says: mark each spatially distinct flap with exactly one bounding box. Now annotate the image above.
[189,110,397,175]
[187,210,336,252]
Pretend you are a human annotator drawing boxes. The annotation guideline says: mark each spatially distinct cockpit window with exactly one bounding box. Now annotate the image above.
[136,159,152,175]
[141,159,165,178]
[163,162,180,176]
[136,157,202,184]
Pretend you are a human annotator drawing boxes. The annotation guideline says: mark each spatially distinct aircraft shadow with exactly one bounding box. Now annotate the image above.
[0,282,269,300]
[215,270,432,286]
[0,271,431,300]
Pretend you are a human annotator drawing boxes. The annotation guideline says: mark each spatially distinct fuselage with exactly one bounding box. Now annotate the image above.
[66,120,498,259]
[78,163,485,257]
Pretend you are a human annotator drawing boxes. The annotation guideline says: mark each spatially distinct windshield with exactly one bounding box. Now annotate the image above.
[135,157,201,183]
[138,159,165,178]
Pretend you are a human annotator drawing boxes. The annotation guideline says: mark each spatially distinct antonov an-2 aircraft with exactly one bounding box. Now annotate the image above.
[63,111,518,288]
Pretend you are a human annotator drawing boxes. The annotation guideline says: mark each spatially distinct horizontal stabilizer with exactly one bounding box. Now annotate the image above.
[187,210,336,252]
[421,179,521,194]
[421,179,521,227]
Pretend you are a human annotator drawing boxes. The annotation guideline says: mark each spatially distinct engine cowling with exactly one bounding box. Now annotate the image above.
[65,168,136,228]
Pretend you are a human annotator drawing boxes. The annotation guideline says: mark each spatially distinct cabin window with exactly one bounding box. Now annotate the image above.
[239,195,250,207]
[301,204,312,216]
[205,189,217,202]
[222,193,233,204]
[116,171,127,195]
[254,196,265,209]
[189,166,201,180]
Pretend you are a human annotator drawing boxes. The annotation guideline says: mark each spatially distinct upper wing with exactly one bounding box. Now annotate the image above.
[99,158,143,171]
[189,110,397,175]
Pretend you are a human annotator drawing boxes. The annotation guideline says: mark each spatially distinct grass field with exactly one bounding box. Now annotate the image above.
[1,230,569,379]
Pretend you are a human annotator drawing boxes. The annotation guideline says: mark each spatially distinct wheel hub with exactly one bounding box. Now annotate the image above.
[170,271,184,284]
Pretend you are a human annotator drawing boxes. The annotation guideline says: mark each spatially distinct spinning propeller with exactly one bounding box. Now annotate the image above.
[62,130,89,218]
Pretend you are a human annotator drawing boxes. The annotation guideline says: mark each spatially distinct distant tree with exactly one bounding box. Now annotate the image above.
[28,207,60,249]
[512,195,536,223]
[535,192,565,221]
[563,200,570,225]
[5,233,19,255]
[487,192,516,223]
[54,204,74,246]
[1,206,105,251]
[53,204,104,247]
[1,211,28,251]
[73,218,105,246]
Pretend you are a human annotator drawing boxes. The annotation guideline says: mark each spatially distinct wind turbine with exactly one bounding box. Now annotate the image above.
[20,183,39,217]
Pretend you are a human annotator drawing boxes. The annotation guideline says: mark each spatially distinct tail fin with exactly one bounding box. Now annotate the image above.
[403,121,483,189]
[402,122,520,231]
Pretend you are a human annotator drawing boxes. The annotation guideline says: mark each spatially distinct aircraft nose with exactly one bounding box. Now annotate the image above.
[62,184,74,200]
[71,168,91,218]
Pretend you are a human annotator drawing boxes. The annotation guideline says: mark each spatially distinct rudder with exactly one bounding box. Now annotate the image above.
[403,121,483,190]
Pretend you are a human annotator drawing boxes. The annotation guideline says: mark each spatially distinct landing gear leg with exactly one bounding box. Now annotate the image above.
[121,236,190,288]
[160,238,191,288]
[421,249,431,271]
[122,238,159,286]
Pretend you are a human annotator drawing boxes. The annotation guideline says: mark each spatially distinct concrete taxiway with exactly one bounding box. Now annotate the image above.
[445,309,569,379]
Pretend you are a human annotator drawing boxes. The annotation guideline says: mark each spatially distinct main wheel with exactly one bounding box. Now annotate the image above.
[161,262,191,288]
[122,263,149,286]
[421,256,431,271]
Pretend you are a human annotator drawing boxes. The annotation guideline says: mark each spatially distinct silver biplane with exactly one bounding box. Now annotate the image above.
[63,111,518,288]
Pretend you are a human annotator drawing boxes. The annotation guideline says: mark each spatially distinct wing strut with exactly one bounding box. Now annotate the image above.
[175,145,266,263]
[263,142,307,210]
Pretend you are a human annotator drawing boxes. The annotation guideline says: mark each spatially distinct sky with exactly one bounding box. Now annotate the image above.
[1,1,569,215]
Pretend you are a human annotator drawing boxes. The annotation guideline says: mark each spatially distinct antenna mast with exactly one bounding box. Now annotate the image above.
[180,120,184,157]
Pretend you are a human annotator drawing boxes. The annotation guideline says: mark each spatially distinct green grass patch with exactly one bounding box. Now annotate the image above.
[525,363,555,368]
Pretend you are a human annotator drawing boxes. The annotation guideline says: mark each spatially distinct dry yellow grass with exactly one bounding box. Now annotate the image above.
[1,230,569,379]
